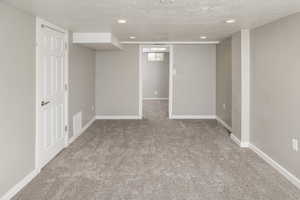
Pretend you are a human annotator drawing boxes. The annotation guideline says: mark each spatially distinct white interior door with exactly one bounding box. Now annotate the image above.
[36,18,68,169]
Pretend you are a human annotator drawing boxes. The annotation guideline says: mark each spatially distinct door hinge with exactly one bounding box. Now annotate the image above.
[65,125,68,132]
[64,42,68,50]
[64,84,68,91]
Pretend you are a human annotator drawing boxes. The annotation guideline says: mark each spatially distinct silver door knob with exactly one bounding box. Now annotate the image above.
[41,101,50,106]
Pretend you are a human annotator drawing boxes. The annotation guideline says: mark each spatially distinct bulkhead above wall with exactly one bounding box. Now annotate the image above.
[73,32,122,51]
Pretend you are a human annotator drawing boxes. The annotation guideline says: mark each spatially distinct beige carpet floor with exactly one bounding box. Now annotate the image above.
[13,100,300,200]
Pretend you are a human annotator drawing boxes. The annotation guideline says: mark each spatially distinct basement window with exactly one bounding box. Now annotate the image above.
[148,53,164,62]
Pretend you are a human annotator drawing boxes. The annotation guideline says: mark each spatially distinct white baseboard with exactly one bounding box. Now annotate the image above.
[230,133,250,148]
[96,115,141,120]
[240,142,250,148]
[1,116,97,200]
[249,144,300,189]
[230,133,241,146]
[81,116,96,134]
[170,115,216,119]
[68,116,96,145]
[230,134,299,189]
[0,169,40,200]
[216,116,232,132]
[143,98,168,101]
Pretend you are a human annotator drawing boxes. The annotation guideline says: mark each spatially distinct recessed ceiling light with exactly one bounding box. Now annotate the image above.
[117,19,127,24]
[225,19,236,24]
[200,36,207,39]
[129,36,136,39]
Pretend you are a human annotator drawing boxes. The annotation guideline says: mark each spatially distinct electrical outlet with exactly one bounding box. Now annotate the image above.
[154,91,158,96]
[292,139,298,152]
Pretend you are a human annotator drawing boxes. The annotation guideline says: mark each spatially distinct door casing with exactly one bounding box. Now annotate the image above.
[138,44,174,119]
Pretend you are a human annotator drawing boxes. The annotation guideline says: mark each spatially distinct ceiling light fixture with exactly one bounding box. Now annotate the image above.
[200,36,207,39]
[117,19,127,24]
[129,36,136,39]
[225,19,236,24]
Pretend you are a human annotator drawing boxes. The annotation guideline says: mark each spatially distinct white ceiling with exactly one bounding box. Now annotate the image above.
[4,0,300,41]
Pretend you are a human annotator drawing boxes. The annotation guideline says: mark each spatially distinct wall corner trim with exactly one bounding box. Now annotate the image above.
[0,169,40,200]
[249,144,300,190]
[68,116,96,145]
[241,29,251,145]
[216,116,232,132]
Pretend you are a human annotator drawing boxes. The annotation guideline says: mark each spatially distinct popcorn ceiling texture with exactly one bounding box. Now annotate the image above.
[4,0,300,40]
[13,101,300,200]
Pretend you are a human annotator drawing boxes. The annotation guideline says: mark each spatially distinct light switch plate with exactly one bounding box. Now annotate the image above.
[173,69,177,75]
[292,139,298,152]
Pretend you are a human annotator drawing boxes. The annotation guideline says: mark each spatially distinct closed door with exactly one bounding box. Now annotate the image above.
[37,19,68,169]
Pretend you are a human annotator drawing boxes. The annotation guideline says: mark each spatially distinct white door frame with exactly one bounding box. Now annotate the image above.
[138,44,174,119]
[35,17,69,170]
[168,45,174,118]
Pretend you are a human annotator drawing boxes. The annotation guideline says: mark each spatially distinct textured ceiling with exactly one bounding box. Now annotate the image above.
[4,0,300,41]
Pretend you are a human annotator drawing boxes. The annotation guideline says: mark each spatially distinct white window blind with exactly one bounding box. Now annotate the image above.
[148,53,164,62]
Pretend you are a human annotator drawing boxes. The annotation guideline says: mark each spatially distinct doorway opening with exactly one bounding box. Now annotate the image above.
[139,45,173,120]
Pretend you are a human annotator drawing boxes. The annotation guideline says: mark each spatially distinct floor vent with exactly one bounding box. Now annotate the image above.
[73,112,82,136]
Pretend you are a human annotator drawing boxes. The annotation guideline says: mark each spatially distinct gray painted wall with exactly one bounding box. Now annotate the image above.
[69,34,96,138]
[0,2,35,197]
[172,45,216,116]
[95,45,139,116]
[216,38,232,126]
[231,32,242,140]
[250,13,300,179]
[142,53,169,99]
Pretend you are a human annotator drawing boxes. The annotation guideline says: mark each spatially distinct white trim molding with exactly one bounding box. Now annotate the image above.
[140,44,173,119]
[230,133,249,148]
[68,116,96,145]
[168,45,174,119]
[121,41,219,45]
[241,29,250,146]
[138,45,143,119]
[96,115,142,120]
[240,142,250,148]
[216,116,232,132]
[170,115,216,119]
[230,134,241,146]
[143,98,168,101]
[230,135,300,189]
[0,169,40,200]
[249,144,300,189]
